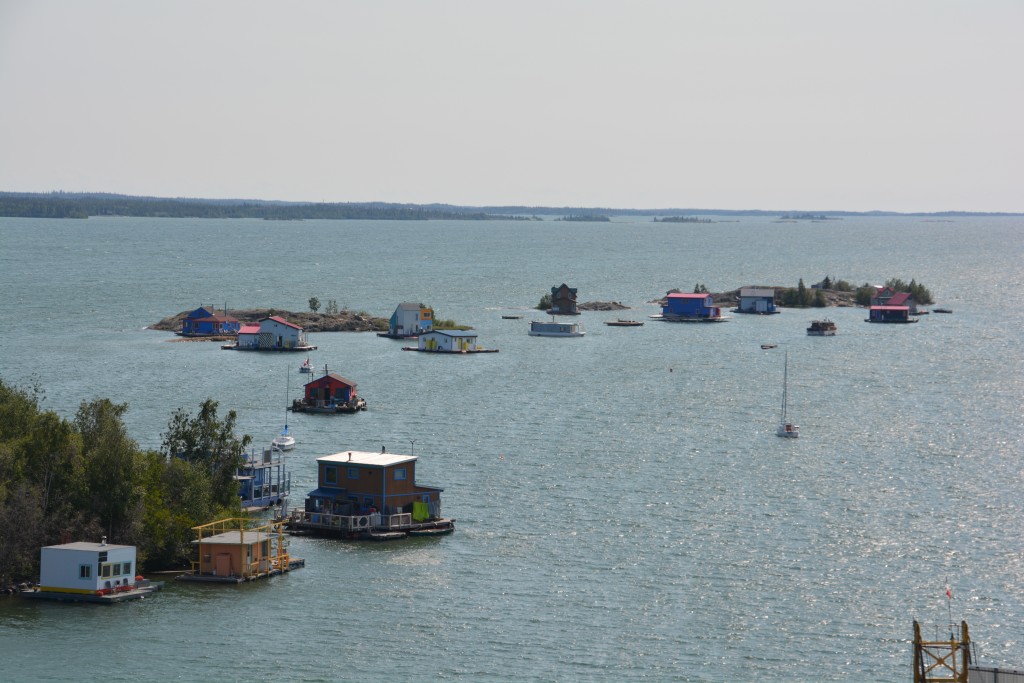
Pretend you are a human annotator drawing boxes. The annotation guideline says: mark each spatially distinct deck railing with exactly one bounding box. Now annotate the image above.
[289,510,413,530]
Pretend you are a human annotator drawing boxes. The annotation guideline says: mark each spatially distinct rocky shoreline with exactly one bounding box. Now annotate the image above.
[150,309,389,335]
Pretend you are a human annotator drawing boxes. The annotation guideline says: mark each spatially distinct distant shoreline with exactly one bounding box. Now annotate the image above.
[2,191,1020,220]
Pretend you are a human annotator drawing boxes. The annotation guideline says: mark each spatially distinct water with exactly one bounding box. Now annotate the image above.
[0,215,1021,681]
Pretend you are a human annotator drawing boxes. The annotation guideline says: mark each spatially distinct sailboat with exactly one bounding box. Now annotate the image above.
[299,356,314,373]
[776,351,800,438]
[272,368,296,451]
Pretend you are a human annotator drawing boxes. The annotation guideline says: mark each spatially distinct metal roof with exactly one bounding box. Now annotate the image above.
[318,450,417,467]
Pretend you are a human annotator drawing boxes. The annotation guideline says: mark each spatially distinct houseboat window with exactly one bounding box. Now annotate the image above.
[347,467,359,479]
[123,561,132,576]
[325,466,337,484]
[394,468,407,480]
[100,564,112,578]
[111,563,121,576]
[79,564,91,579]
[309,388,318,399]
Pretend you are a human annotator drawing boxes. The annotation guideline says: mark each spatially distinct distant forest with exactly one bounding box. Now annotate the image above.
[0,192,1019,220]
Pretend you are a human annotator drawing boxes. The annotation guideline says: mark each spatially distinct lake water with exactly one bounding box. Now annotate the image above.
[0,215,1021,682]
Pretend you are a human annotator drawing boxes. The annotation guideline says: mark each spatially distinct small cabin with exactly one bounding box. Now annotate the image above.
[306,450,444,519]
[180,518,301,582]
[549,284,579,315]
[388,303,433,337]
[181,306,240,336]
[303,372,357,406]
[418,330,478,352]
[662,293,722,319]
[868,305,914,323]
[39,540,137,595]
[236,316,308,350]
[737,288,777,314]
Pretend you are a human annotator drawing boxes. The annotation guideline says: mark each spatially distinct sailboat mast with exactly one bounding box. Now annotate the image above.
[781,351,788,422]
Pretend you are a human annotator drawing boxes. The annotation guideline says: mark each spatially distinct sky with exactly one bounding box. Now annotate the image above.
[0,1,1021,212]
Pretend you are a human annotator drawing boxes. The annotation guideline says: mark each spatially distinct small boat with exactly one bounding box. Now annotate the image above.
[806,319,837,336]
[273,368,296,451]
[501,314,523,319]
[933,308,953,314]
[604,319,644,327]
[776,351,799,438]
[299,357,314,373]
[529,320,585,337]
[761,344,777,349]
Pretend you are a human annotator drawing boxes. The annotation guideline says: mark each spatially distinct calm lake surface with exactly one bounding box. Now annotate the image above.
[0,215,1021,682]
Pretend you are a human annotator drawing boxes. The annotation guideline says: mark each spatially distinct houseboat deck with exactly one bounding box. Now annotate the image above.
[176,557,306,583]
[21,580,164,603]
[290,397,367,414]
[222,343,318,351]
[286,510,456,540]
[401,347,499,353]
[649,314,730,323]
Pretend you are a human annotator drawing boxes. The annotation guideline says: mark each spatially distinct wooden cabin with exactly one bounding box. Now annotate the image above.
[549,284,579,315]
[179,518,302,583]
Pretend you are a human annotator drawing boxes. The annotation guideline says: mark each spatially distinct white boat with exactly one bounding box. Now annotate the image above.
[272,425,295,451]
[528,320,585,337]
[273,367,296,451]
[776,351,799,438]
[299,357,314,373]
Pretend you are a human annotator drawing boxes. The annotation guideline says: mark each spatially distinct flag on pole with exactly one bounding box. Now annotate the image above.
[946,583,953,600]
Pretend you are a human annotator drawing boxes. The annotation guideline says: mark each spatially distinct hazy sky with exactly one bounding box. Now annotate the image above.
[1,1,1021,211]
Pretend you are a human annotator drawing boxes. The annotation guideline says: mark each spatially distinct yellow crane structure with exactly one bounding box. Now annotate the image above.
[913,619,971,683]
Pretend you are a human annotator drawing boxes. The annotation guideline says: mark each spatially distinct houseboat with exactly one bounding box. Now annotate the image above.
[807,319,837,336]
[224,316,317,351]
[180,305,241,337]
[236,446,291,513]
[21,538,163,603]
[403,330,499,353]
[733,287,779,314]
[529,320,585,337]
[177,517,304,584]
[378,302,433,339]
[652,293,729,322]
[290,371,367,414]
[866,305,919,323]
[287,448,455,540]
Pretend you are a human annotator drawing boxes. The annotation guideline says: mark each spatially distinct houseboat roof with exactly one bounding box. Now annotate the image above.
[318,450,417,468]
[192,530,272,546]
[44,541,133,552]
[871,305,910,311]
[262,315,302,330]
[192,314,239,323]
[667,292,711,299]
[305,372,356,387]
[886,292,912,306]
[740,288,775,297]
[238,324,261,334]
[396,302,425,310]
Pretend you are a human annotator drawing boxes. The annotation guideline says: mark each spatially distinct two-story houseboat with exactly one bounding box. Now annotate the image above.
[287,448,454,540]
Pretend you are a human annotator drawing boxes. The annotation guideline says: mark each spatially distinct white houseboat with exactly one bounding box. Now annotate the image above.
[528,320,585,337]
[21,538,163,603]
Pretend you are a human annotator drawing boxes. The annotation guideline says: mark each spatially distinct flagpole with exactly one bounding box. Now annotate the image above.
[946,577,953,638]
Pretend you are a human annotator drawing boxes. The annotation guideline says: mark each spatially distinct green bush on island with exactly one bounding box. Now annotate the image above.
[536,293,552,310]
[0,379,250,584]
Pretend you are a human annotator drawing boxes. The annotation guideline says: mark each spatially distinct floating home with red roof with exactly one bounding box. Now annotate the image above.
[228,315,316,351]
[652,293,728,322]
[291,371,366,413]
[867,305,918,323]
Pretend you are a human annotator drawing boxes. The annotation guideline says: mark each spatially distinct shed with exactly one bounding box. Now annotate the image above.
[303,372,358,405]
[737,288,778,314]
[39,540,137,595]
[417,330,478,352]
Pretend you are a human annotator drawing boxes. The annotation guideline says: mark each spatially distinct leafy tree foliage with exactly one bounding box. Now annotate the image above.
[0,380,254,584]
[537,293,552,310]
[309,297,320,313]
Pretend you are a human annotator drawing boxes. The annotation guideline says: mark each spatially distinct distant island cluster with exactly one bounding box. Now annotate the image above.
[0,191,1017,220]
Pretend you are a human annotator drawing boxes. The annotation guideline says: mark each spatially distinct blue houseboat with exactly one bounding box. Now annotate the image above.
[653,293,727,322]
[181,306,241,337]
[236,446,291,512]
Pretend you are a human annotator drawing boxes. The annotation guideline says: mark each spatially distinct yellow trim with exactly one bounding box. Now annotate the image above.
[39,586,98,595]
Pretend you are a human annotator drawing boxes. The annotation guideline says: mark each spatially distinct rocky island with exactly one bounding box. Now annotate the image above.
[151,309,389,336]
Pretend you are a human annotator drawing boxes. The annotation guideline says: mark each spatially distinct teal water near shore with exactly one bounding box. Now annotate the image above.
[0,215,1022,681]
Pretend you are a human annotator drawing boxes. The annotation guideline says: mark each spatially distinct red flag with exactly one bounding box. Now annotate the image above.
[946,584,953,600]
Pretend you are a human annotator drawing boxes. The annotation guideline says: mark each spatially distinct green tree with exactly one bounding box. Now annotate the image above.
[75,399,145,542]
[537,293,552,310]
[161,399,250,509]
[309,297,320,313]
